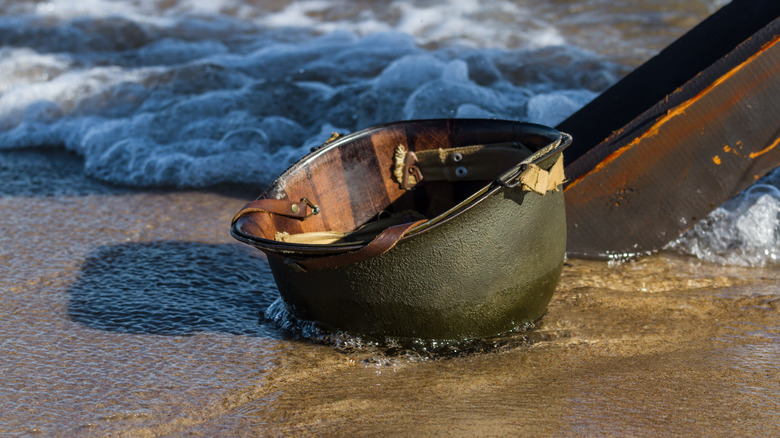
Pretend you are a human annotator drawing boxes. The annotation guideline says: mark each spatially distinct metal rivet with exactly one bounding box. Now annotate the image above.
[452,152,463,162]
[291,204,300,213]
[455,166,468,178]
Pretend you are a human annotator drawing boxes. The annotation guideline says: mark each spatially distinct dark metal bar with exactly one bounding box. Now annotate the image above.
[561,12,780,259]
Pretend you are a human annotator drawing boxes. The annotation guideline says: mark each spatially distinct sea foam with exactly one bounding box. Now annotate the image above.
[667,174,780,267]
[0,11,615,188]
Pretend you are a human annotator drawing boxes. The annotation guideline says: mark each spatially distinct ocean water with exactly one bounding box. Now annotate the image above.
[1,2,779,435]
[0,0,777,266]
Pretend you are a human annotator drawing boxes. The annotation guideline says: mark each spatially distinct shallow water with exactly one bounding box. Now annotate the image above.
[1,149,778,436]
[1,0,779,435]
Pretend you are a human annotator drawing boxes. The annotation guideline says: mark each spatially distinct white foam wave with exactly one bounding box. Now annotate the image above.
[0,14,613,187]
[667,173,780,267]
[4,0,566,50]
[527,89,597,127]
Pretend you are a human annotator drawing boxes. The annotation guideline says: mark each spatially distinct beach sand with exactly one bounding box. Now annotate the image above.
[1,148,778,436]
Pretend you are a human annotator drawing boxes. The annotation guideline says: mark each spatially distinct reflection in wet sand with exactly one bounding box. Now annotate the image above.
[68,241,277,336]
[227,259,777,437]
[1,149,777,436]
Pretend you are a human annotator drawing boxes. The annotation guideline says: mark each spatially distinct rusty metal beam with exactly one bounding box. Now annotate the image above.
[559,7,780,259]
[559,0,780,165]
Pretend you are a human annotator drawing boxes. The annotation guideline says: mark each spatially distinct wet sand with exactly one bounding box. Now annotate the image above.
[1,149,778,436]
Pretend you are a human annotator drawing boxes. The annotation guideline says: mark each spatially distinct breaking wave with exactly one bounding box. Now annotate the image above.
[666,172,780,267]
[0,24,608,187]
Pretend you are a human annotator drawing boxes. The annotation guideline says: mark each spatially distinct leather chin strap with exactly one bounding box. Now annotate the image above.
[231,198,314,225]
[291,220,426,271]
[232,198,424,271]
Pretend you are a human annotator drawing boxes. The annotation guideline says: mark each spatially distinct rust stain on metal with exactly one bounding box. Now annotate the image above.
[564,17,780,258]
[749,136,780,159]
[565,34,780,193]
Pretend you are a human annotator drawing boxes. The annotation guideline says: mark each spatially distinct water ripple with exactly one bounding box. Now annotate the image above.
[67,241,282,337]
